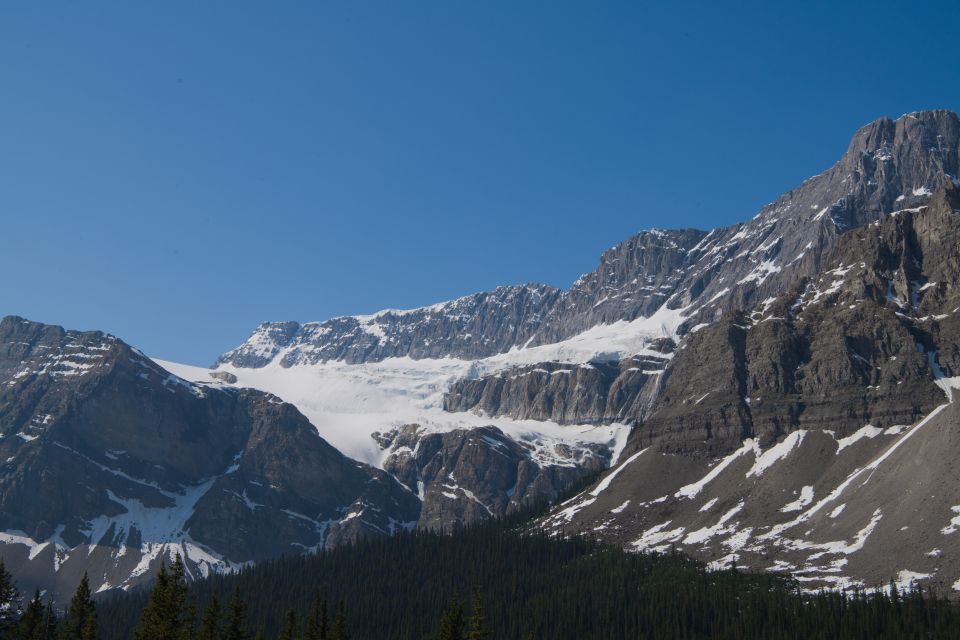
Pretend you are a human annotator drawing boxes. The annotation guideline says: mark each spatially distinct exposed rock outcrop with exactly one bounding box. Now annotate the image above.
[629,182,960,456]
[443,348,672,425]
[375,424,610,531]
[549,184,960,593]
[218,284,561,367]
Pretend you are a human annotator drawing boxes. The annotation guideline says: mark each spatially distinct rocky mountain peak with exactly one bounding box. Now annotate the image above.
[825,109,960,225]
[216,320,301,369]
[845,109,959,160]
[217,112,960,368]
[0,314,122,383]
[217,283,562,367]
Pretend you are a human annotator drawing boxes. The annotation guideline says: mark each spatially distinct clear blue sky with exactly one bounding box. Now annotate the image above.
[2,1,959,365]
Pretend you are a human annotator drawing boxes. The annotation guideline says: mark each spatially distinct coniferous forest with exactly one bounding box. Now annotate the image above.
[0,507,949,640]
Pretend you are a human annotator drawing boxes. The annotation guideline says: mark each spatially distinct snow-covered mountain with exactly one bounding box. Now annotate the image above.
[2,109,960,602]
[202,109,960,593]
[0,317,420,603]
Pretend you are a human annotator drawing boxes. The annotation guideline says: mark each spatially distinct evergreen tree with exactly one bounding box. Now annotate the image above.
[134,562,169,640]
[318,599,328,640]
[39,602,59,640]
[81,611,98,640]
[146,556,194,639]
[198,593,221,640]
[165,557,191,640]
[0,559,22,636]
[329,601,349,640]
[222,588,247,640]
[434,594,464,640]
[19,589,45,640]
[60,573,96,640]
[278,609,298,640]
[465,589,488,640]
[182,596,198,640]
[134,556,192,640]
[303,595,328,640]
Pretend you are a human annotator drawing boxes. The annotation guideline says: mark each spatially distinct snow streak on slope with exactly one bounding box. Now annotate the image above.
[543,369,960,593]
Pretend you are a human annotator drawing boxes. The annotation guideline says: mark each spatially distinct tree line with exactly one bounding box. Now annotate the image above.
[94,512,960,640]
[0,560,96,640]
[6,507,960,638]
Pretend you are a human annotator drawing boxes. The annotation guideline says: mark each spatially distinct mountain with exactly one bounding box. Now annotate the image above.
[3,109,960,602]
[544,182,960,592]
[203,109,960,594]
[0,314,622,603]
[219,110,960,367]
[0,316,421,603]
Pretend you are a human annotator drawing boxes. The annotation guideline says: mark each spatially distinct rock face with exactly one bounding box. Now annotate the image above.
[217,284,562,367]
[543,400,960,594]
[443,343,673,425]
[629,182,960,457]
[547,184,960,592]
[374,424,610,531]
[0,317,418,604]
[530,229,708,344]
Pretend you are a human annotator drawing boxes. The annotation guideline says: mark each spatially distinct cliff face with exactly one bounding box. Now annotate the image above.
[629,182,960,456]
[375,424,610,532]
[217,284,562,367]
[442,342,674,425]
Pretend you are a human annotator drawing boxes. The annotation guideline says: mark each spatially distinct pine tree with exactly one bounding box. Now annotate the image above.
[61,573,96,640]
[134,553,196,640]
[278,609,298,640]
[81,611,98,640]
[198,593,221,640]
[318,598,328,640]
[182,596,198,640]
[134,555,191,640]
[465,589,489,640]
[222,588,248,640]
[168,557,189,640]
[329,601,349,640]
[19,589,45,640]
[303,595,328,640]
[134,562,169,640]
[435,593,465,640]
[0,559,21,635]
[39,602,59,640]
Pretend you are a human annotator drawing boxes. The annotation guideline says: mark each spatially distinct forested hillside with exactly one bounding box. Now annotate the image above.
[86,513,960,640]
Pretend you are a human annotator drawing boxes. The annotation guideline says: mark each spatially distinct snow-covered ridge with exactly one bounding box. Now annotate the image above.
[217,283,561,368]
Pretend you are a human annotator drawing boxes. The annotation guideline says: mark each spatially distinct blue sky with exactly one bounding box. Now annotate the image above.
[2,1,959,365]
